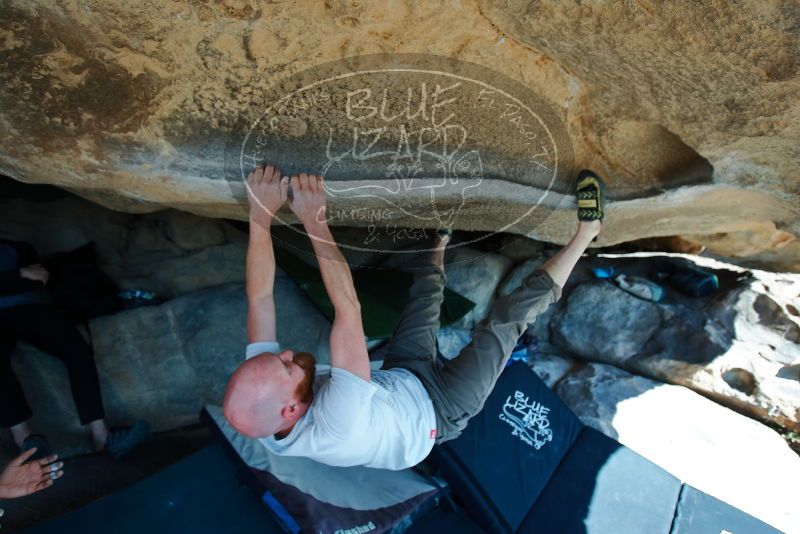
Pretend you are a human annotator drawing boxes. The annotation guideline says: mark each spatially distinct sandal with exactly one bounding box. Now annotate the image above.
[576,170,605,223]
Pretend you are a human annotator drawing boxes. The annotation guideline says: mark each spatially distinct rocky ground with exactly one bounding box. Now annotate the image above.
[0,181,798,532]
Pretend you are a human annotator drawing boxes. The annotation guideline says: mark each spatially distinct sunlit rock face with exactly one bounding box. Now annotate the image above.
[0,1,798,270]
[557,363,800,533]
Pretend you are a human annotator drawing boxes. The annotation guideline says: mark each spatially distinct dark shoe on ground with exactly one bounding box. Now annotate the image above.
[21,434,52,461]
[105,420,151,460]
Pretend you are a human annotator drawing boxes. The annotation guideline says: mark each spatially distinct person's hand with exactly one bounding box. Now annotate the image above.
[289,173,327,227]
[19,264,49,285]
[246,163,289,225]
[0,448,63,499]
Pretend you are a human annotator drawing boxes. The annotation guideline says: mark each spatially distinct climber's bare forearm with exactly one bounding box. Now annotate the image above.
[288,172,369,378]
[246,216,277,342]
[305,219,370,380]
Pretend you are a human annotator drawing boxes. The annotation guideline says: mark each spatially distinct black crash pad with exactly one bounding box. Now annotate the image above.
[20,443,283,534]
[405,504,484,534]
[429,361,584,533]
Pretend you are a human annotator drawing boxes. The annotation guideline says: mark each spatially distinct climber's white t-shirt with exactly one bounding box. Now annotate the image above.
[245,341,438,470]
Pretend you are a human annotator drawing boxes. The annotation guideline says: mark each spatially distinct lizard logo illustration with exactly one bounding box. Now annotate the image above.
[227,53,574,254]
[498,390,553,450]
[320,124,483,231]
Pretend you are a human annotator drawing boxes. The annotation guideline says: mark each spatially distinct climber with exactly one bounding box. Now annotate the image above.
[223,163,604,470]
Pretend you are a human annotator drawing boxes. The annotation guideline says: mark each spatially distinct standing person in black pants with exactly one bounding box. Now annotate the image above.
[0,239,149,460]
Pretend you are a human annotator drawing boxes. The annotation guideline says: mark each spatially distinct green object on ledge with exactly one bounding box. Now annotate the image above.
[275,247,475,340]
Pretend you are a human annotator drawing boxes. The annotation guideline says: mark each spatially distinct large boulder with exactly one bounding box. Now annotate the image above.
[103,242,247,298]
[497,256,547,297]
[550,264,800,431]
[556,363,800,533]
[0,192,249,299]
[0,2,798,270]
[436,326,472,360]
[497,235,546,264]
[7,273,331,458]
[528,352,574,388]
[551,280,662,366]
[159,209,227,251]
[636,279,800,431]
[0,195,134,266]
[443,248,512,328]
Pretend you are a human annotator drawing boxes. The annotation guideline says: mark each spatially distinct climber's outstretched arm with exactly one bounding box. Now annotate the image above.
[540,220,602,288]
[289,173,371,382]
[246,163,289,344]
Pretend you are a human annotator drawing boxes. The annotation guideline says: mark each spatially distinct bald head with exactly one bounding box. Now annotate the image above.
[223,349,316,438]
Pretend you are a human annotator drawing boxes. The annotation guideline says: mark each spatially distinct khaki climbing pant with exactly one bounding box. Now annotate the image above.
[381,262,562,444]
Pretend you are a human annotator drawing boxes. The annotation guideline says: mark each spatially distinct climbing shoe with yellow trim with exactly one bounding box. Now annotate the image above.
[576,170,605,223]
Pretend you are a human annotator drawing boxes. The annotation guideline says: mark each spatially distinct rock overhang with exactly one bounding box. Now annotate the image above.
[0,0,797,270]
